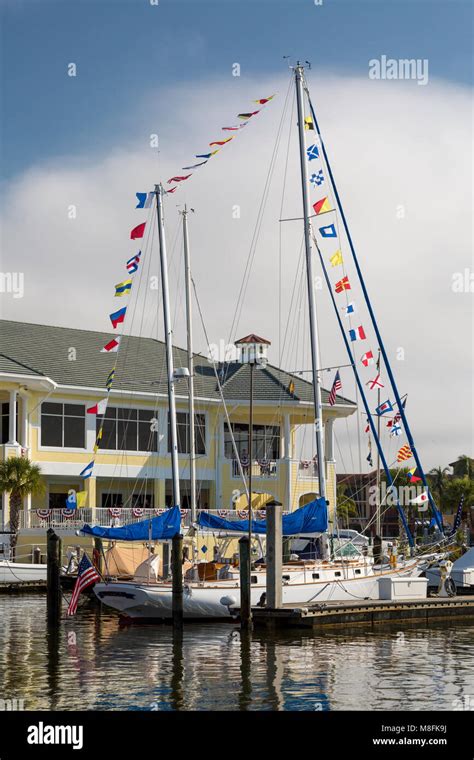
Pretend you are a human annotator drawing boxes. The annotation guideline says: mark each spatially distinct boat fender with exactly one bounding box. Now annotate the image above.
[220,595,237,608]
[445,577,456,597]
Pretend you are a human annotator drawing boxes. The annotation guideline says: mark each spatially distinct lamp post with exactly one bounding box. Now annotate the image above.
[234,334,271,626]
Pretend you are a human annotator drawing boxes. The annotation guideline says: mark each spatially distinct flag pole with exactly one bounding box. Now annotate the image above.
[307,95,444,536]
[294,63,328,559]
[181,205,197,523]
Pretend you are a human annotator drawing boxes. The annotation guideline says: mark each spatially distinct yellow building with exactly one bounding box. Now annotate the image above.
[0,320,356,550]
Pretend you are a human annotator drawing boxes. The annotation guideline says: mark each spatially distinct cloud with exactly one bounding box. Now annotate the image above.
[0,73,472,469]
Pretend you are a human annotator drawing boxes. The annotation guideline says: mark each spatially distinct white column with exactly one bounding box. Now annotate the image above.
[85,406,97,451]
[283,413,291,459]
[215,415,223,507]
[283,414,292,510]
[20,395,28,449]
[8,390,18,445]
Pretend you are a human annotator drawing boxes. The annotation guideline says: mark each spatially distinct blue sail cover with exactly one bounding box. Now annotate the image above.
[81,505,181,541]
[198,497,328,535]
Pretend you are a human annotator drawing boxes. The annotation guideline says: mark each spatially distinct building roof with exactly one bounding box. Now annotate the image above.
[0,320,356,408]
[235,333,271,345]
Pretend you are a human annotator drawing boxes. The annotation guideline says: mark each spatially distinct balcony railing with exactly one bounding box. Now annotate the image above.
[18,507,289,531]
[296,459,319,478]
[231,459,278,479]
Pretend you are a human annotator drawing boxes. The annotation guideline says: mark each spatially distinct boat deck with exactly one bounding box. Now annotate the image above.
[249,595,474,629]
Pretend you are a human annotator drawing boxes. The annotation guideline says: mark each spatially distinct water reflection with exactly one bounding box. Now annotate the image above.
[0,596,473,711]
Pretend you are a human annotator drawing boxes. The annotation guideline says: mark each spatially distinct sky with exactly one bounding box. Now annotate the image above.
[0,0,472,472]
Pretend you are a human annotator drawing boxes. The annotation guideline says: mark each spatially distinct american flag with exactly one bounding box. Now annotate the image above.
[328,370,342,406]
[67,554,101,616]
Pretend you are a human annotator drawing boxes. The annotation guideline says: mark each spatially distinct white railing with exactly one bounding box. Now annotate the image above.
[295,459,319,478]
[18,507,289,531]
[20,508,94,530]
[231,459,278,479]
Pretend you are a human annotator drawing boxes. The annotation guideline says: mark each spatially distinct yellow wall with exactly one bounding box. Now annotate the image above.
[2,381,347,530]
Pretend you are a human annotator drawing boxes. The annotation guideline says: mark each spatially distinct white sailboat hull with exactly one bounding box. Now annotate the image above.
[0,560,47,584]
[94,559,425,620]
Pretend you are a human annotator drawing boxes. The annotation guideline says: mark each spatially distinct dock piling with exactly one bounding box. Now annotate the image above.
[46,528,62,624]
[93,537,103,575]
[267,504,282,609]
[239,535,252,629]
[171,533,183,629]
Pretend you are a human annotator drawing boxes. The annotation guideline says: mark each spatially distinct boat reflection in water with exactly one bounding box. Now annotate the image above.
[1,595,472,711]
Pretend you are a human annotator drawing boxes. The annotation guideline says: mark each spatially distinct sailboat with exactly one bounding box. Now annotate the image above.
[90,63,447,621]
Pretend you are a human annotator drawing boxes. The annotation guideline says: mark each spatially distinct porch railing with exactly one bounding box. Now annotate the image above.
[18,507,289,531]
[231,459,278,479]
[295,459,319,478]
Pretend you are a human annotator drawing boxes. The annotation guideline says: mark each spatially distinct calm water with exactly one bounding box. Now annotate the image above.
[1,595,474,711]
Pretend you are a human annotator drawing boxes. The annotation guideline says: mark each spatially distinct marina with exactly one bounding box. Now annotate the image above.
[250,596,474,630]
[0,0,472,748]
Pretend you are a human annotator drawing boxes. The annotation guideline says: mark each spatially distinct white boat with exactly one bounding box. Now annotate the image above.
[93,554,436,621]
[0,559,47,584]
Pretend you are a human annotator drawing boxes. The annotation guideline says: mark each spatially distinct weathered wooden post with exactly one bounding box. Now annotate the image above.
[266,504,282,609]
[46,528,62,623]
[239,535,252,629]
[93,537,103,574]
[172,533,183,629]
[162,542,170,578]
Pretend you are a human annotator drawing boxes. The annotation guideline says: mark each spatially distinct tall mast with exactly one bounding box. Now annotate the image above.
[182,206,197,522]
[294,64,327,502]
[155,184,180,508]
[375,348,381,537]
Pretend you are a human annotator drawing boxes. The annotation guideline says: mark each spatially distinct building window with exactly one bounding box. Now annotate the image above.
[167,412,206,455]
[1,402,18,444]
[49,493,69,509]
[41,403,85,448]
[101,493,123,509]
[224,423,280,460]
[98,407,158,452]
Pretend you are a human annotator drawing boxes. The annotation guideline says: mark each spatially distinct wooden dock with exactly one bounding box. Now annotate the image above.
[0,575,77,594]
[250,595,474,629]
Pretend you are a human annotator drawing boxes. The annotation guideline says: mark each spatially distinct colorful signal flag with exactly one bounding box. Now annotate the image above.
[130,222,146,240]
[109,307,127,329]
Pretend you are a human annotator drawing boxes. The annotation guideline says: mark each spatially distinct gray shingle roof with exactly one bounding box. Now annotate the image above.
[0,320,355,407]
[0,352,45,378]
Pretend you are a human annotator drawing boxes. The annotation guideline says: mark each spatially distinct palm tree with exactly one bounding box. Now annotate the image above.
[428,465,450,506]
[336,483,358,528]
[0,457,45,558]
[455,455,473,480]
